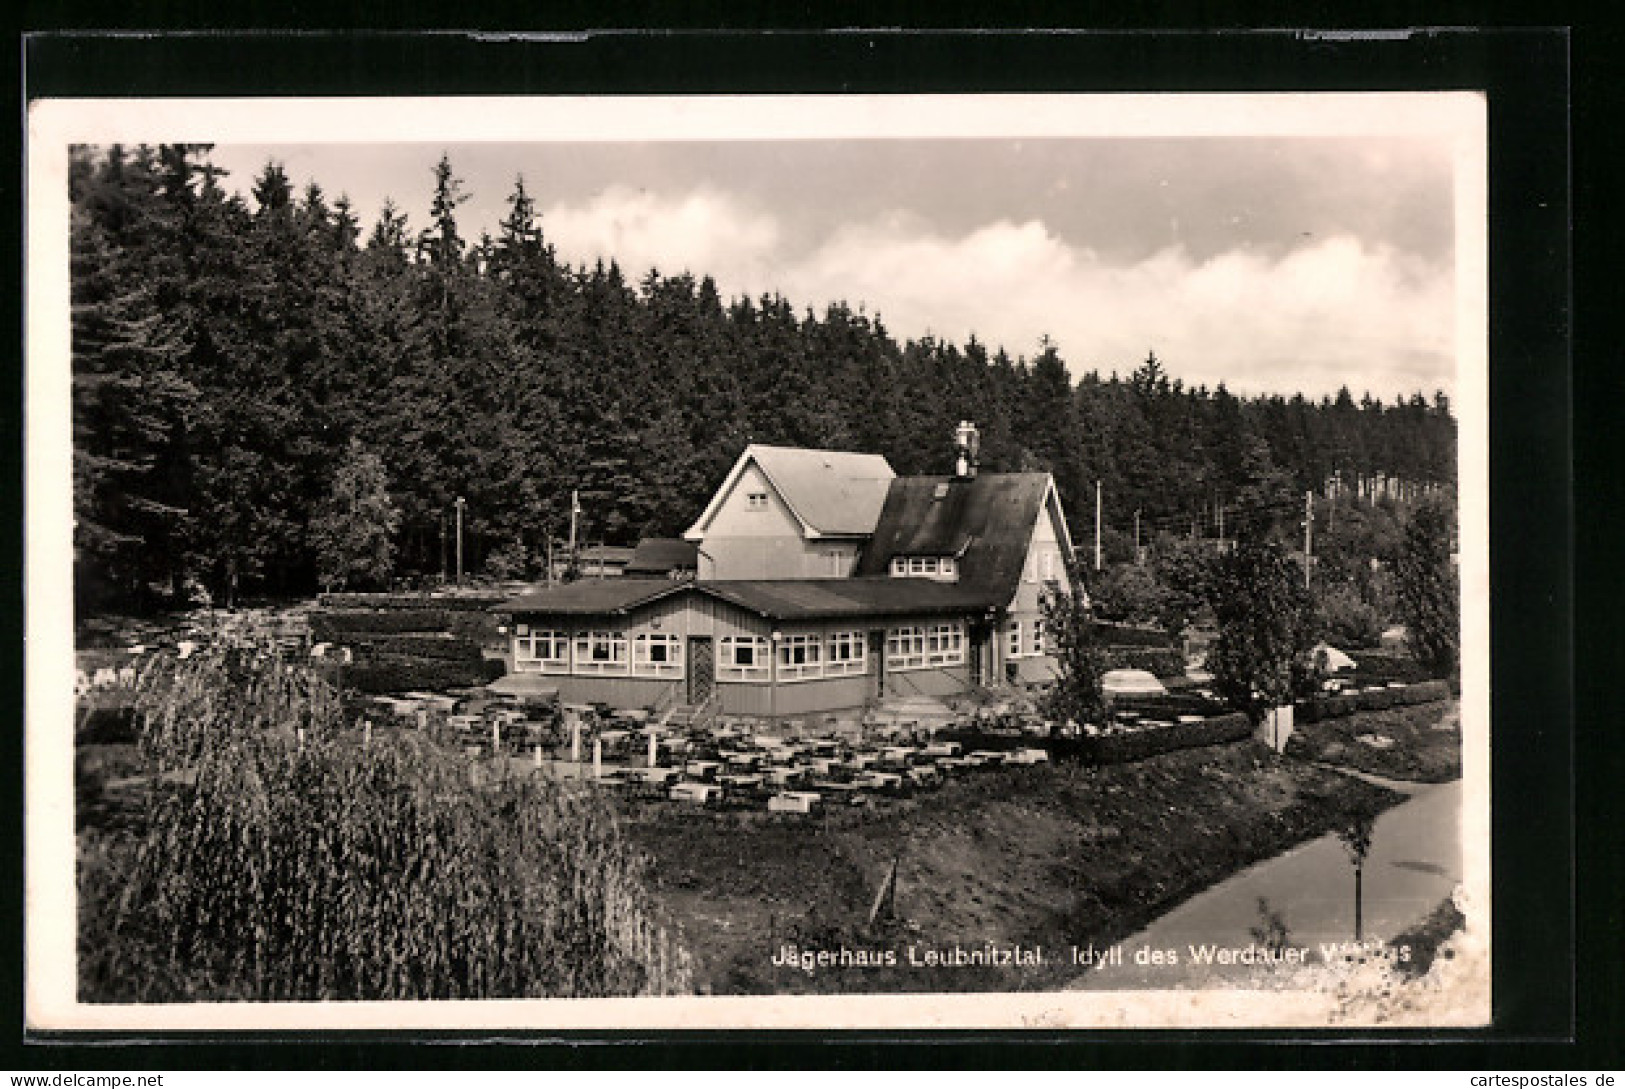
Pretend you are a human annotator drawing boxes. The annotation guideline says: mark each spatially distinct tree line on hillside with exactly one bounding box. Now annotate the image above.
[70,144,1457,610]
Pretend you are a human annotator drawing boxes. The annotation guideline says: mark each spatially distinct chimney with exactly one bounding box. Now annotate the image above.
[953,420,980,480]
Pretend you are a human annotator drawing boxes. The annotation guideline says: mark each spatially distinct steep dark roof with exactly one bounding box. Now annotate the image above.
[852,473,1063,602]
[625,537,699,577]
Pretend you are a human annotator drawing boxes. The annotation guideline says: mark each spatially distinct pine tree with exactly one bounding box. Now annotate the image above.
[1393,495,1459,679]
[311,440,401,591]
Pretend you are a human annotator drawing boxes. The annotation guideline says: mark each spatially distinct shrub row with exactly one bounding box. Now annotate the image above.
[317,592,508,612]
[1295,679,1452,723]
[347,634,485,664]
[1103,646,1187,678]
[1061,711,1255,765]
[312,609,502,644]
[1347,650,1436,685]
[340,655,506,695]
[1109,692,1228,719]
[1092,622,1175,648]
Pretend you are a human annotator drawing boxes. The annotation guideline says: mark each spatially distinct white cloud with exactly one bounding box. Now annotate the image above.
[543,185,782,286]
[543,186,1455,398]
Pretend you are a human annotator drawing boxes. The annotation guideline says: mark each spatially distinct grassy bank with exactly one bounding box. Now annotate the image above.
[622,742,1401,994]
[1286,700,1461,782]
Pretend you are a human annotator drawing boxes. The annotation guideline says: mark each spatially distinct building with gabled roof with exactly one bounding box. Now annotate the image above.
[498,423,1077,722]
[681,444,896,580]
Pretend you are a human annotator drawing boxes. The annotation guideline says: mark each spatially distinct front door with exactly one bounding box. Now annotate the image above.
[968,622,987,687]
[687,636,715,705]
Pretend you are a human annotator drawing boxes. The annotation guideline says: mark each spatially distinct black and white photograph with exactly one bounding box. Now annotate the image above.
[25,90,1490,1031]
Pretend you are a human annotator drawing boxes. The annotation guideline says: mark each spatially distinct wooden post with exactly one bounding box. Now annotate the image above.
[363,719,372,747]
[571,720,581,763]
[648,731,659,768]
[1354,864,1364,942]
[868,856,900,927]
[593,738,603,779]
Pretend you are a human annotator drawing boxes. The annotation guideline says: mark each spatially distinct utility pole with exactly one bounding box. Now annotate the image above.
[1094,480,1102,571]
[455,496,466,586]
[1303,490,1314,590]
[569,489,580,565]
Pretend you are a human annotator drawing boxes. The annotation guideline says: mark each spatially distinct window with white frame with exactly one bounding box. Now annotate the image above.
[1007,618,1024,658]
[926,622,965,666]
[719,635,771,681]
[886,626,928,670]
[776,633,824,681]
[633,632,683,677]
[514,628,570,673]
[573,630,628,674]
[888,555,959,582]
[746,491,769,511]
[825,630,866,675]
[1030,616,1046,656]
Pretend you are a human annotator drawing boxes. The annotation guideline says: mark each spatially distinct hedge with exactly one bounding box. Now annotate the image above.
[347,634,484,664]
[1093,622,1175,648]
[1065,711,1254,765]
[1295,679,1452,723]
[312,609,502,644]
[1109,692,1228,719]
[1103,646,1186,678]
[317,592,508,612]
[339,655,506,695]
[940,710,1252,765]
[1347,650,1436,685]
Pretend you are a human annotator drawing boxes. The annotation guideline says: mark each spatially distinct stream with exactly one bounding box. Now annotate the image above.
[1070,776,1462,989]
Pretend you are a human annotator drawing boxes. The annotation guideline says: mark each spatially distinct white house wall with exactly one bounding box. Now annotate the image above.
[697,462,862,579]
[1000,489,1072,674]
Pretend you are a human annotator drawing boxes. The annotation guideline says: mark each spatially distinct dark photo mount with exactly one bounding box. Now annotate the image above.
[15,24,1585,1070]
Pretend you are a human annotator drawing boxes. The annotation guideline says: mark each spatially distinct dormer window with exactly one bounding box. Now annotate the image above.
[888,555,958,582]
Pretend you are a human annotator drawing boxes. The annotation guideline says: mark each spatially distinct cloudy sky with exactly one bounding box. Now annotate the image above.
[207,135,1458,399]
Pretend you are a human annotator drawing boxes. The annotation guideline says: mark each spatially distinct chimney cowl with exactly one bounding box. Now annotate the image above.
[953,420,980,479]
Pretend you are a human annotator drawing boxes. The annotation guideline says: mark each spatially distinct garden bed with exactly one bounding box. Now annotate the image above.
[1067,712,1253,765]
[1285,700,1461,782]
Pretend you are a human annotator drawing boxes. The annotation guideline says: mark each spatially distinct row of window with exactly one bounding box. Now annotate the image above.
[889,555,958,580]
[515,623,985,680]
